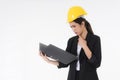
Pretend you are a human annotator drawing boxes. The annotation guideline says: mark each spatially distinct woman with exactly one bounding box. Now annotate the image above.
[40,6,101,80]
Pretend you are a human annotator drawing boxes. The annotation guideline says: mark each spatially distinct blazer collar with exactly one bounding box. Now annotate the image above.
[76,32,91,42]
[75,33,91,55]
[85,33,91,42]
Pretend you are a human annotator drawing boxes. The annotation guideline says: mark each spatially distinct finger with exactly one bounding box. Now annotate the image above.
[78,36,82,40]
[40,52,43,56]
[39,51,42,55]
[44,54,47,57]
[78,35,81,37]
[80,37,84,40]
[40,53,42,56]
[39,51,42,53]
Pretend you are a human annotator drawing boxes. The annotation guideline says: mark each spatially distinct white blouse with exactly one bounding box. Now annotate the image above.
[76,44,81,71]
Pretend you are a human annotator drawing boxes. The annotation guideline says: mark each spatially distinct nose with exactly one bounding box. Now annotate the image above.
[72,27,76,32]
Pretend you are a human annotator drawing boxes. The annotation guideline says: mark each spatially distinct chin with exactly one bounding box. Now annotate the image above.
[74,32,80,36]
[77,33,81,36]
[76,34,79,35]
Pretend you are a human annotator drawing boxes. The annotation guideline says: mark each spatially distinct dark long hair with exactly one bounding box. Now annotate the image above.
[73,17,94,35]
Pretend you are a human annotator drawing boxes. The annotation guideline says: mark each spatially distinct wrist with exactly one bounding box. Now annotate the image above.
[82,44,87,49]
[47,60,51,63]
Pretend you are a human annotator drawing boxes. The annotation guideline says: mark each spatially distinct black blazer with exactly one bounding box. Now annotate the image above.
[58,33,101,80]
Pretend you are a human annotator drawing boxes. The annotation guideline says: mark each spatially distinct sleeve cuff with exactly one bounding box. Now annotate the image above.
[88,54,96,63]
[57,61,68,68]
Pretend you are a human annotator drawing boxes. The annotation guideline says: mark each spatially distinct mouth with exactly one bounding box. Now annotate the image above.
[75,32,77,34]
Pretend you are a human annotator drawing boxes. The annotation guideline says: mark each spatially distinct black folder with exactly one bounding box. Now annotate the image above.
[39,43,77,64]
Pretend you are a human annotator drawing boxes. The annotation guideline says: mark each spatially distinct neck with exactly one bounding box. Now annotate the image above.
[80,29,88,40]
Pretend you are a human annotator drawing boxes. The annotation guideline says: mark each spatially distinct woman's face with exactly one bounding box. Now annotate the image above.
[69,21,84,36]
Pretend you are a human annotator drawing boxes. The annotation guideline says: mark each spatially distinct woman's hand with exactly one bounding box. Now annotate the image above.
[78,36,87,48]
[39,51,50,63]
[78,36,92,59]
[39,51,59,66]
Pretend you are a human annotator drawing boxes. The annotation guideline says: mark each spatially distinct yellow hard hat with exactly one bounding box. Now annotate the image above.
[67,6,87,23]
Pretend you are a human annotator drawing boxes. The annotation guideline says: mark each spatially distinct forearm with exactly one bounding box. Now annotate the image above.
[83,45,92,59]
[40,52,59,66]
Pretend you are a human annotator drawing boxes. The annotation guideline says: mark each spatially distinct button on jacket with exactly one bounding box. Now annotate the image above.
[58,33,102,80]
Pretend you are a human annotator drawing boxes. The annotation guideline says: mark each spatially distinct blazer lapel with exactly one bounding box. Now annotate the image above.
[73,33,91,60]
[79,33,91,61]
[72,36,79,56]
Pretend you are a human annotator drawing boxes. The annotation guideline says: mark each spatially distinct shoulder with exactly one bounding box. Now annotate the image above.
[93,34,100,40]
[91,34,100,39]
[89,34,101,42]
[68,36,78,42]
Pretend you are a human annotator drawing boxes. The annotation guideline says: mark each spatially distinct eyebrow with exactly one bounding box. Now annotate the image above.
[71,25,75,27]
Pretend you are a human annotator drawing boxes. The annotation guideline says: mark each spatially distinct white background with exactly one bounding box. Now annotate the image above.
[0,0,120,80]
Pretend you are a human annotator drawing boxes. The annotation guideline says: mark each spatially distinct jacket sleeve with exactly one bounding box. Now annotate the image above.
[87,36,102,68]
[57,38,73,68]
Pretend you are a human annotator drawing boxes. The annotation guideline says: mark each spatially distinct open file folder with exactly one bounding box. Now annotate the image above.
[39,43,78,64]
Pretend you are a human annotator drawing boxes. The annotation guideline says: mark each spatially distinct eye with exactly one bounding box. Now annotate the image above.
[71,25,76,28]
